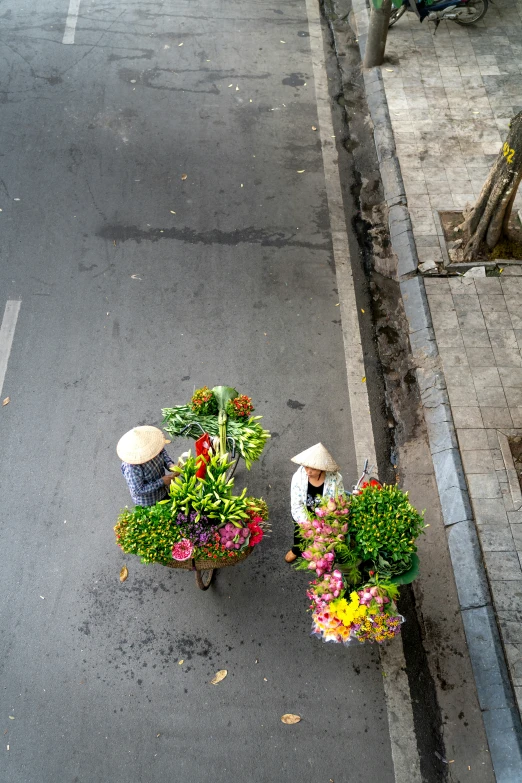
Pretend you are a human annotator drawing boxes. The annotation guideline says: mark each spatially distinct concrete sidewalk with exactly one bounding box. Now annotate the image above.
[382,0,522,274]
[343,0,522,778]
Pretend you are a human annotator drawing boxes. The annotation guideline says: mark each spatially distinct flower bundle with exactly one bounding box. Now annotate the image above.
[296,484,424,645]
[115,454,269,565]
[162,385,270,469]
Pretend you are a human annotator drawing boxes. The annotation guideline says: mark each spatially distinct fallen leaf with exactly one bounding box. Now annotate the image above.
[130,274,142,280]
[362,377,366,383]
[385,68,394,72]
[240,184,244,188]
[211,669,228,685]
[170,210,176,214]
[312,126,317,131]
[235,85,239,91]
[263,677,268,681]
[297,170,305,173]
[249,99,253,102]
[7,745,9,750]
[280,40,286,43]
[2,397,10,406]
[8,717,14,720]
[181,174,187,181]
[119,565,128,583]
[178,659,184,665]
[228,84,233,87]
[281,714,301,724]
[13,198,20,202]
[334,303,340,306]
[157,733,161,737]
[178,42,183,46]
[130,79,136,84]
[361,309,365,313]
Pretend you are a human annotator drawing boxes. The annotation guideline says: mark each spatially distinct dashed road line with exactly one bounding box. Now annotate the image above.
[62,0,82,45]
[0,301,21,398]
[303,1,422,781]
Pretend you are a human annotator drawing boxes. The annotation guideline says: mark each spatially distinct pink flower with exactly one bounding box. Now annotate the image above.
[172,539,194,561]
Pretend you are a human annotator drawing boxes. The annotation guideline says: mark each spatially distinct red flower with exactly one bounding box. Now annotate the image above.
[247,521,264,546]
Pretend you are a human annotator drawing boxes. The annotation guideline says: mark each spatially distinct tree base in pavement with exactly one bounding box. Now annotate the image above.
[459,111,522,261]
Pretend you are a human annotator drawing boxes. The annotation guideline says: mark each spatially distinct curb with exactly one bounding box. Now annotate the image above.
[350,0,522,778]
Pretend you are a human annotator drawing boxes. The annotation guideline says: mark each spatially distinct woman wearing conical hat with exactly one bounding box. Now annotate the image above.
[286,443,344,563]
[117,426,179,507]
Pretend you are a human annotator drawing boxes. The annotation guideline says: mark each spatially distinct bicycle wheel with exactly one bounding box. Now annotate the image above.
[456,0,488,24]
[195,568,215,590]
[389,5,407,26]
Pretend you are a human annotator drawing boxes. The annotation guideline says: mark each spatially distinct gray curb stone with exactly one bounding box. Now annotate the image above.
[350,0,522,775]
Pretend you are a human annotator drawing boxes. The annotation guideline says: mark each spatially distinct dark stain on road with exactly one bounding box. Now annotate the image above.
[297,31,310,37]
[282,73,306,87]
[97,223,329,250]
[287,399,305,410]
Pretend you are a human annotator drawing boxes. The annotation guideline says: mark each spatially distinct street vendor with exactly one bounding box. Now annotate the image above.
[286,443,344,564]
[117,425,179,506]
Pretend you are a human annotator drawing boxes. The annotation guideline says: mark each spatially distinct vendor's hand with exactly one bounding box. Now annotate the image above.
[168,463,181,474]
[162,475,173,487]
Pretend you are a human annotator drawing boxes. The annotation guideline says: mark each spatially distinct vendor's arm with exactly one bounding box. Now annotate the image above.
[291,468,308,523]
[122,463,165,496]
[160,448,180,473]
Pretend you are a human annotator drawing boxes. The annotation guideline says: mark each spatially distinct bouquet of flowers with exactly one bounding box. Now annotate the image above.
[162,385,270,469]
[115,453,270,565]
[296,484,424,645]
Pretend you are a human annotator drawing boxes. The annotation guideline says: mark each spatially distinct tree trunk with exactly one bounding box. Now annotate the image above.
[461,111,522,261]
[363,0,393,69]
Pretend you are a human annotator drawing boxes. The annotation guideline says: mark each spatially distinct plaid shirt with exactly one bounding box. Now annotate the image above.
[121,449,174,506]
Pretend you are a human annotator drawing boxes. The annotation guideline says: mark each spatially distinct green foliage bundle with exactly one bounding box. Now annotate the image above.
[348,484,425,576]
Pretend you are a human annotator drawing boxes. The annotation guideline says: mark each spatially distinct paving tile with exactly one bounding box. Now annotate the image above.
[492,347,522,367]
[498,367,522,387]
[478,524,515,551]
[433,326,465,349]
[465,346,497,366]
[490,579,522,612]
[467,472,502,498]
[449,385,479,407]
[426,294,455,313]
[510,408,522,428]
[453,406,484,428]
[449,277,476,295]
[479,294,509,312]
[484,310,515,329]
[461,327,492,348]
[488,329,519,350]
[473,497,509,524]
[480,407,514,428]
[431,310,459,330]
[477,386,508,407]
[475,278,503,294]
[504,642,522,684]
[444,365,474,386]
[453,295,481,314]
[439,347,470,367]
[512,524,522,551]
[484,550,522,580]
[508,511,522,525]
[471,366,502,387]
[457,311,487,330]
[457,428,489,450]
[462,448,495,473]
[504,387,522,406]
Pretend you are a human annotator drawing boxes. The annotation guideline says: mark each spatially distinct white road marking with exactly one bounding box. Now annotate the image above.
[62,0,81,45]
[0,301,21,398]
[303,2,422,781]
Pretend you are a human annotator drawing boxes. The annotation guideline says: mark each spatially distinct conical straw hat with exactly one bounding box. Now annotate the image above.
[291,443,339,472]
[117,426,171,464]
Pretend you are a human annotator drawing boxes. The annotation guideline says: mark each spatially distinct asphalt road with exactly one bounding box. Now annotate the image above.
[0,1,395,781]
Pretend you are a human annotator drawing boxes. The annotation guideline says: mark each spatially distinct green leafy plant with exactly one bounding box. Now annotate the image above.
[115,454,268,564]
[115,503,183,565]
[349,485,425,575]
[162,405,270,469]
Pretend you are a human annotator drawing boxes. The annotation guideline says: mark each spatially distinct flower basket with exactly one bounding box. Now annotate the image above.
[161,547,254,571]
